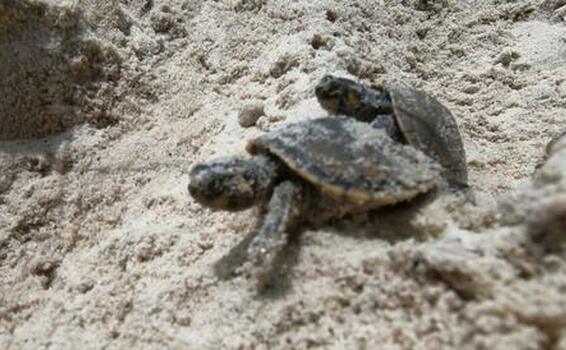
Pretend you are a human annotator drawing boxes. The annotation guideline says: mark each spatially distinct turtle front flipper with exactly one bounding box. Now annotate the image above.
[248,181,304,262]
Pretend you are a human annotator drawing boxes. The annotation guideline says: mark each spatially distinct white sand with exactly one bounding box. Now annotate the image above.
[1,0,566,348]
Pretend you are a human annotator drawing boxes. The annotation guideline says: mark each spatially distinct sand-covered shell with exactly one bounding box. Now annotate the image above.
[246,118,441,206]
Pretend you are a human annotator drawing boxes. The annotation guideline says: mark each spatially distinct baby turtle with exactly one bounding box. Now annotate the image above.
[189,117,441,260]
[315,75,468,189]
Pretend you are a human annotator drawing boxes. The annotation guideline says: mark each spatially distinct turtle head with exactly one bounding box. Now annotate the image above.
[188,156,278,211]
[315,75,392,121]
[315,75,352,115]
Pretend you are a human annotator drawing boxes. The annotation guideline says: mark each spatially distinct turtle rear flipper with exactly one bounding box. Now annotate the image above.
[248,181,304,262]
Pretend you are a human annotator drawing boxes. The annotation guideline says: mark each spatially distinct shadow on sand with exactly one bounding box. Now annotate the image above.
[212,190,441,299]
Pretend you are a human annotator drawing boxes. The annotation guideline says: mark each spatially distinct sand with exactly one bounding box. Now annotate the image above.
[1,0,566,348]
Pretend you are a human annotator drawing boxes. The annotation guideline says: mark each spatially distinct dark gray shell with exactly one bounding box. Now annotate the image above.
[246,118,441,206]
[388,85,468,186]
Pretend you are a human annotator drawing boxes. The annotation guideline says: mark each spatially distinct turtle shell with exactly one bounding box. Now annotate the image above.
[246,118,441,206]
[387,85,468,186]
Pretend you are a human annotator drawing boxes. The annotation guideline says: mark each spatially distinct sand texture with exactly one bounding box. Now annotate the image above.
[1,0,566,349]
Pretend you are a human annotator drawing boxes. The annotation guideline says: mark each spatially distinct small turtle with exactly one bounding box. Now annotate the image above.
[189,117,441,260]
[315,75,469,189]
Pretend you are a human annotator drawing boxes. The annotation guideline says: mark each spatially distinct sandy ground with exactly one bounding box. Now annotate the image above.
[1,0,566,349]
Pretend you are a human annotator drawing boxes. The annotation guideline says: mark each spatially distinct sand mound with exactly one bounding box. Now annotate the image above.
[0,0,121,140]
